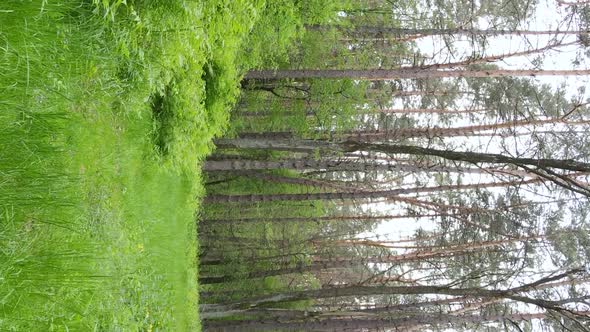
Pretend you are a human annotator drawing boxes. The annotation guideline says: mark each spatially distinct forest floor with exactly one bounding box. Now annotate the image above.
[0,1,262,330]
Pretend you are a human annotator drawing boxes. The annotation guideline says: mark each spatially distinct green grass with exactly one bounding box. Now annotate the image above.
[0,0,293,330]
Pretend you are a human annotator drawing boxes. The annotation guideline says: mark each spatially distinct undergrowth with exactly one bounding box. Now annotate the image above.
[0,0,325,330]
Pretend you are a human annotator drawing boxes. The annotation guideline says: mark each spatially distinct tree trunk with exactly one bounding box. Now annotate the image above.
[216,137,590,174]
[342,118,590,141]
[201,213,445,225]
[203,312,547,332]
[200,249,473,285]
[219,269,582,309]
[200,237,538,284]
[233,118,590,142]
[244,68,590,81]
[213,137,335,153]
[203,178,541,204]
[204,157,527,175]
[204,157,533,179]
[345,142,590,172]
[306,24,590,37]
[237,107,489,117]
[377,107,489,114]
[420,41,578,70]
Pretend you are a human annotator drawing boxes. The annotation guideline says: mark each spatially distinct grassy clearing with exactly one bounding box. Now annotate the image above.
[0,0,300,330]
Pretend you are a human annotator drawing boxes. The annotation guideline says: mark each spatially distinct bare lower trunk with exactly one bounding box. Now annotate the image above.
[219,269,582,309]
[201,213,445,225]
[212,138,590,173]
[204,178,540,204]
[345,142,590,172]
[244,68,590,81]
[203,312,547,332]
[305,24,590,37]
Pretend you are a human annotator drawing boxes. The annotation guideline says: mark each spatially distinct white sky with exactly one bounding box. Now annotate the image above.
[353,1,590,329]
[370,0,590,240]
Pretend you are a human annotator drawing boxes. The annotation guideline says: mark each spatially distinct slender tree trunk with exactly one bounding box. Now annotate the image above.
[324,234,537,250]
[216,137,590,174]
[203,312,548,332]
[392,89,475,97]
[244,68,590,81]
[201,213,446,225]
[234,118,590,142]
[218,269,582,309]
[200,237,537,284]
[204,157,533,179]
[201,250,474,285]
[342,118,590,141]
[305,24,590,37]
[213,137,335,153]
[238,107,489,117]
[420,41,578,70]
[204,177,541,204]
[377,107,489,114]
[345,142,590,172]
[203,157,487,173]
[212,138,590,174]
[313,236,540,264]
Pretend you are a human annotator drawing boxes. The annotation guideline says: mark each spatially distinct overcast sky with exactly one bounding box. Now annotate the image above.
[365,0,590,241]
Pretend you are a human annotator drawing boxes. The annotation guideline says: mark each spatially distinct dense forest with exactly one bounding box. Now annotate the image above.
[200,0,590,331]
[2,0,590,331]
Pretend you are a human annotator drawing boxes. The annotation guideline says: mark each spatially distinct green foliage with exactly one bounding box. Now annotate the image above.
[239,0,342,69]
[201,171,328,302]
[232,79,370,138]
[1,0,368,329]
[92,0,128,20]
[239,2,303,69]
[1,0,314,329]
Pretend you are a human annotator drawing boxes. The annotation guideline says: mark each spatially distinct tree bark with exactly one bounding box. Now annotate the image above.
[200,237,538,284]
[204,157,530,177]
[204,178,541,204]
[203,311,547,332]
[345,142,590,172]
[219,268,583,309]
[244,68,590,81]
[212,138,590,173]
[342,118,590,141]
[201,213,445,225]
[305,24,590,37]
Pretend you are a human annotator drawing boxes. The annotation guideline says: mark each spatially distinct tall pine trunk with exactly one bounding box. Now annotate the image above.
[204,178,541,204]
[244,68,590,81]
[305,24,590,37]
